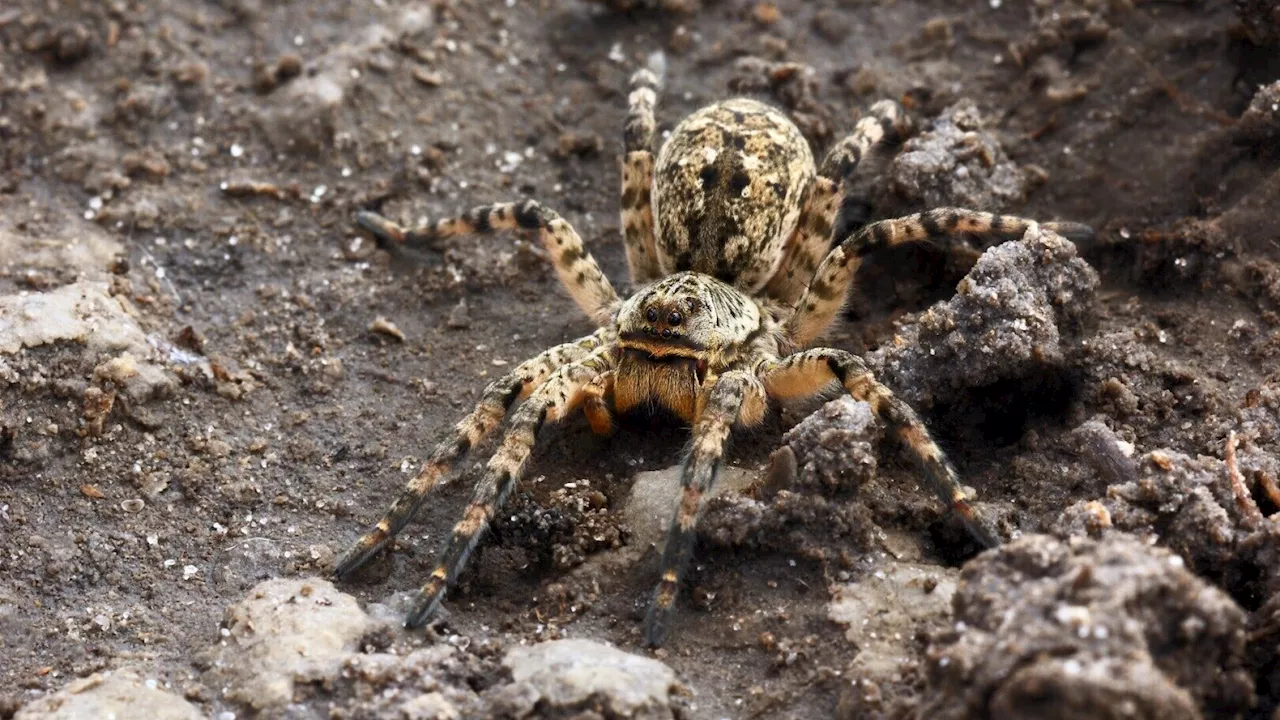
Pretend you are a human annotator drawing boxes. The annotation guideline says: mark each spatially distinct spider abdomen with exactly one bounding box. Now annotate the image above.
[653,98,815,293]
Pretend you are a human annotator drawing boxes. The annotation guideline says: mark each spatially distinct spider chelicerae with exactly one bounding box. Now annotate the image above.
[333,53,1093,647]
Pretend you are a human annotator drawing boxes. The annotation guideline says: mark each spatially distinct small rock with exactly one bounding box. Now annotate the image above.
[198,578,381,711]
[14,668,203,720]
[1237,80,1280,148]
[624,464,756,550]
[412,67,445,87]
[172,59,209,86]
[122,150,172,179]
[811,9,852,43]
[370,317,406,342]
[782,396,880,492]
[489,639,681,720]
[446,299,471,329]
[879,99,1029,214]
[397,691,459,719]
[556,131,604,158]
[24,22,93,65]
[94,351,177,404]
[53,24,93,64]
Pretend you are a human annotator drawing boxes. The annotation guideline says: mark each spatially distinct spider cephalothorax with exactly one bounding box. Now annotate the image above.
[334,53,1093,647]
[614,271,772,421]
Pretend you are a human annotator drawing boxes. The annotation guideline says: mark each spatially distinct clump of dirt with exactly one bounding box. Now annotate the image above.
[1237,80,1280,148]
[13,668,204,720]
[875,99,1033,216]
[869,224,1099,411]
[779,395,882,494]
[1054,429,1280,612]
[695,396,879,559]
[195,577,384,712]
[491,638,685,719]
[924,533,1255,720]
[1005,0,1114,68]
[495,482,627,571]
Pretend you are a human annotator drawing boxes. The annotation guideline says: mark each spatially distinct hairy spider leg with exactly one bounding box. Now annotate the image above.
[333,330,613,578]
[784,208,1094,345]
[621,53,666,285]
[759,348,1000,548]
[405,349,617,627]
[356,200,620,325]
[645,370,767,647]
[766,100,910,305]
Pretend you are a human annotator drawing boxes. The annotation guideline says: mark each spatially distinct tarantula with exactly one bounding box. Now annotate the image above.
[334,54,1092,647]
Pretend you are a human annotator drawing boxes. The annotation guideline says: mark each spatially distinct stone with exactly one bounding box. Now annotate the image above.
[624,464,756,550]
[869,224,1099,409]
[490,639,680,720]
[15,668,203,720]
[198,578,381,711]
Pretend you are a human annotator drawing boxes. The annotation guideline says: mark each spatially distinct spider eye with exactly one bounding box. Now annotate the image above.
[646,308,658,322]
[667,311,682,326]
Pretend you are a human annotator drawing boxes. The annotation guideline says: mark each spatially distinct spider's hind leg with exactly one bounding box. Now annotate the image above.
[819,99,911,184]
[621,53,666,285]
[764,175,841,305]
[784,208,1095,345]
[765,100,911,305]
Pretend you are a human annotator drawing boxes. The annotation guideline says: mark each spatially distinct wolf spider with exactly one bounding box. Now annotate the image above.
[334,54,1093,647]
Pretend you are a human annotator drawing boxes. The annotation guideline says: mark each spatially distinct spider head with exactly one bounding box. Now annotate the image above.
[613,272,762,421]
[617,271,759,358]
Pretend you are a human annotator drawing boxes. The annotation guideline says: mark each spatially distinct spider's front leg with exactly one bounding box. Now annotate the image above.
[760,349,1000,548]
[334,330,612,578]
[645,370,767,647]
[620,53,666,285]
[405,348,617,628]
[356,200,620,325]
[582,371,616,436]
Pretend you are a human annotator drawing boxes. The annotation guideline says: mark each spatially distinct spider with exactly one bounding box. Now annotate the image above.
[333,54,1093,647]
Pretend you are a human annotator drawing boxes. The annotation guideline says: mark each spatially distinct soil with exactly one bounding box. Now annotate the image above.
[3,0,1280,718]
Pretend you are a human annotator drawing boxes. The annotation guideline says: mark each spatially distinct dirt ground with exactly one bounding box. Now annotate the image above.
[3,0,1280,718]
